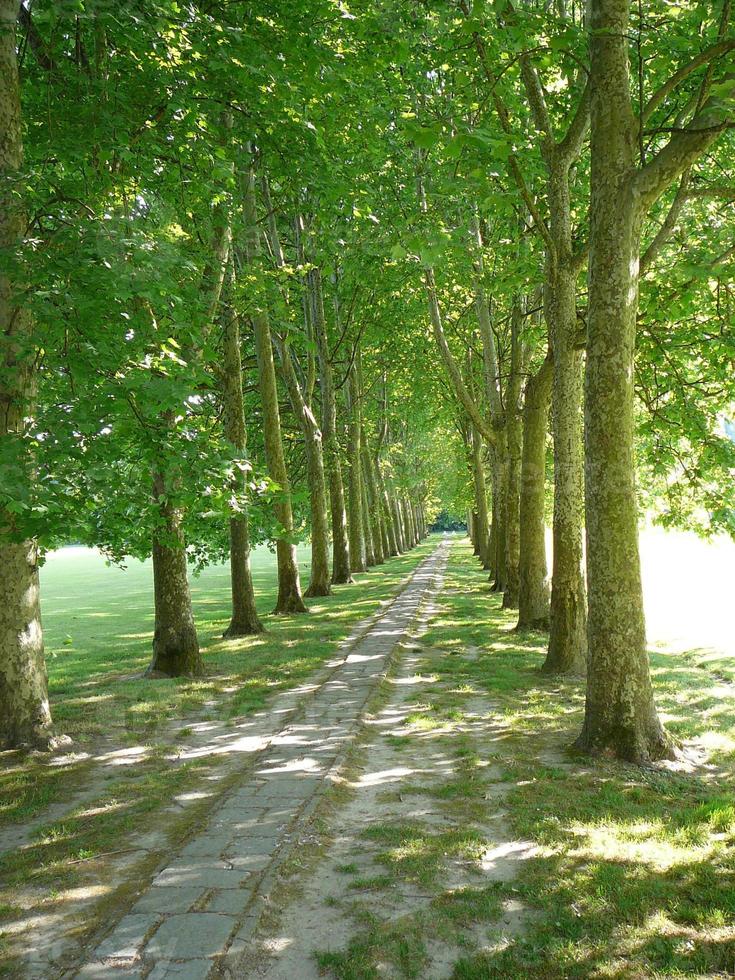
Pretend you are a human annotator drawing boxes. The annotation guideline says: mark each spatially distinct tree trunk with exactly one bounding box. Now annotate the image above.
[347,364,367,572]
[312,269,352,584]
[362,436,385,564]
[517,354,552,631]
[469,426,491,568]
[361,468,375,567]
[244,168,306,615]
[221,278,263,636]
[543,183,587,673]
[489,454,507,592]
[277,341,331,598]
[0,1,54,748]
[148,475,202,677]
[576,0,672,762]
[376,461,399,556]
[502,302,524,610]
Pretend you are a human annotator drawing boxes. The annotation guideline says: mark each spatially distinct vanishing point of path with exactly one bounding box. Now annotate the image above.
[71,540,451,980]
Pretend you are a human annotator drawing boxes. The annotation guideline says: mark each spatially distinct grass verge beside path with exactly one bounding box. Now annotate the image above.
[0,538,435,975]
[307,537,735,980]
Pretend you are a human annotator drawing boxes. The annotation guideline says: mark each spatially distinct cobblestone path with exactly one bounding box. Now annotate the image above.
[73,540,449,980]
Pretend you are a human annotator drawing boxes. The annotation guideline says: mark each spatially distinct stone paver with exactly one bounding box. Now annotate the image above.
[75,541,449,980]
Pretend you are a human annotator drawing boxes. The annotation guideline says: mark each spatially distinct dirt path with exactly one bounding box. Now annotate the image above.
[240,544,538,980]
[66,540,451,980]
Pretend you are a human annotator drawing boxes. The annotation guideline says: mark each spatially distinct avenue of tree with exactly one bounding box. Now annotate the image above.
[0,0,733,765]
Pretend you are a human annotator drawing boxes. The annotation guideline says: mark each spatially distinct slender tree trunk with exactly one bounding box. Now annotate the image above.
[148,473,202,677]
[393,496,406,552]
[361,469,375,566]
[517,354,552,631]
[376,461,399,556]
[0,0,54,749]
[221,279,263,636]
[347,364,367,572]
[490,453,507,591]
[277,342,331,598]
[576,0,673,761]
[244,167,306,615]
[362,435,385,564]
[469,426,491,568]
[502,303,524,610]
[312,269,352,584]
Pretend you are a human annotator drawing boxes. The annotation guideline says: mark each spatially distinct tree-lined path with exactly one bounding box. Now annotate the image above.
[1,0,735,976]
[69,542,448,979]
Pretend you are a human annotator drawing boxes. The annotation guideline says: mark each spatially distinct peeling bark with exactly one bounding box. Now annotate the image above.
[577,0,674,762]
[0,1,53,748]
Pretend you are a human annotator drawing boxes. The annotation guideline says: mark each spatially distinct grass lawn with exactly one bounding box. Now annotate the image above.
[309,537,735,979]
[0,538,436,974]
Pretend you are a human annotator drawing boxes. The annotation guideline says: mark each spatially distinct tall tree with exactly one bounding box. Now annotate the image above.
[0,0,53,748]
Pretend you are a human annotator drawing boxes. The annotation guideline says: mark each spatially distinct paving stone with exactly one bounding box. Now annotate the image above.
[152,860,249,889]
[131,886,206,916]
[256,776,320,800]
[223,851,271,872]
[76,963,144,979]
[224,833,280,854]
[178,834,231,859]
[145,913,236,960]
[203,888,253,914]
[95,913,159,960]
[146,959,213,980]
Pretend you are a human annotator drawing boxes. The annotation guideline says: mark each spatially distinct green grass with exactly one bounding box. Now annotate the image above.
[0,538,436,975]
[316,537,735,980]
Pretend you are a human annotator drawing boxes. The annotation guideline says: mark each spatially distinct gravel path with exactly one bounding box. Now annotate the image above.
[72,539,450,980]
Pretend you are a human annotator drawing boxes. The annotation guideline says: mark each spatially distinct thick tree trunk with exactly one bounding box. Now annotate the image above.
[543,185,587,673]
[576,0,672,762]
[0,0,54,749]
[244,169,306,615]
[148,475,202,677]
[517,355,552,631]
[347,365,367,572]
[312,269,352,584]
[221,284,263,636]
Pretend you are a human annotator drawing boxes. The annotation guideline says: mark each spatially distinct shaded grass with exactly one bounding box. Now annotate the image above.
[316,537,735,979]
[0,539,436,976]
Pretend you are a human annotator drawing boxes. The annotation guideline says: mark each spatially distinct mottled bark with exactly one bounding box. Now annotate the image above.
[0,1,53,748]
[278,342,331,598]
[361,467,375,567]
[375,462,399,556]
[576,0,672,761]
[489,454,507,592]
[148,475,202,677]
[362,435,385,565]
[221,285,263,636]
[244,168,306,615]
[502,303,524,611]
[517,354,552,631]
[347,364,366,572]
[312,269,352,584]
[469,426,491,568]
[543,193,587,674]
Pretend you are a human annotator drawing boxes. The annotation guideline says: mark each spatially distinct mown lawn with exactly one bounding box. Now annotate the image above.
[0,538,436,975]
[314,537,735,980]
